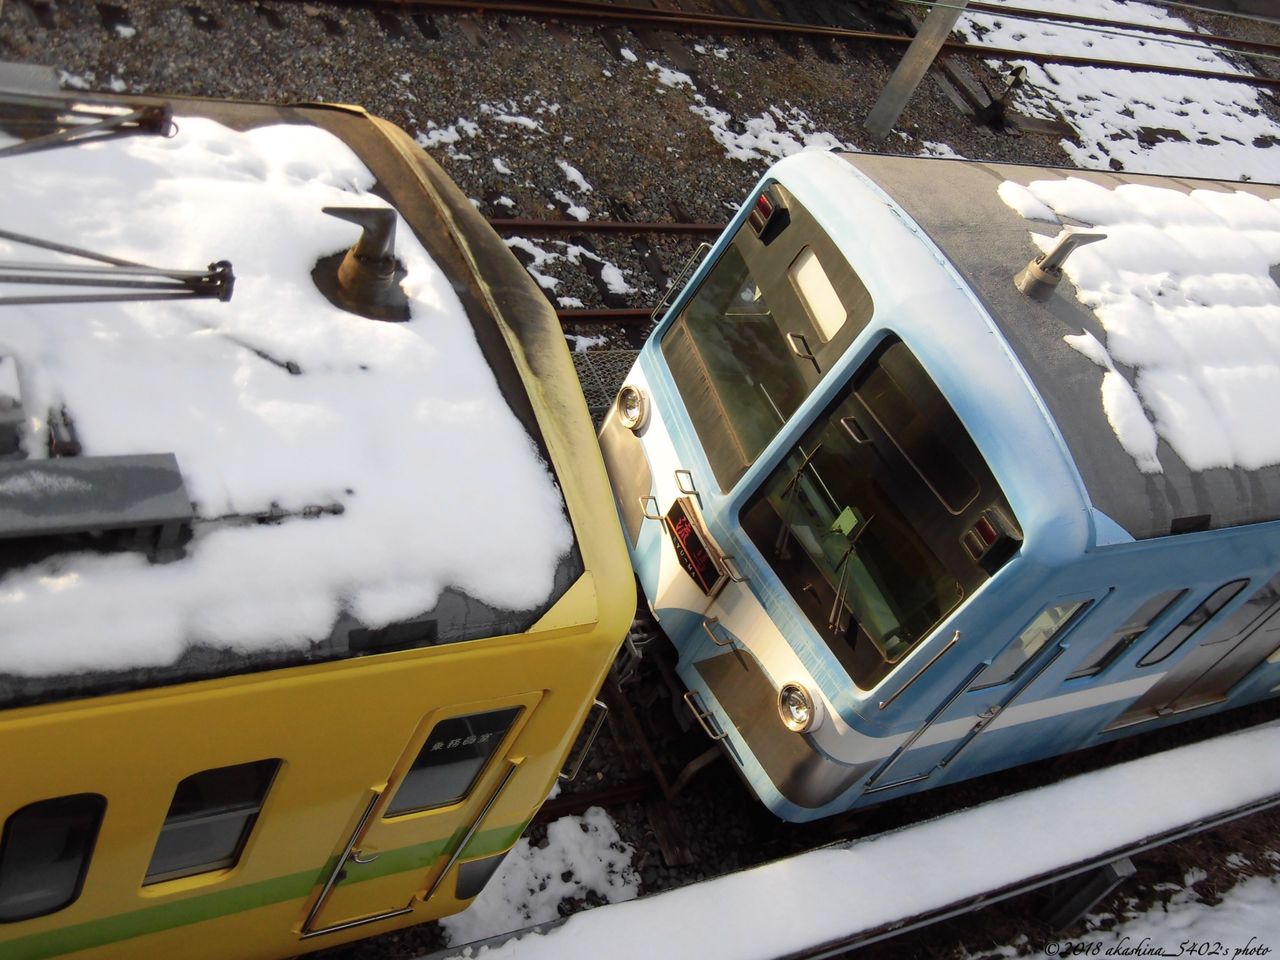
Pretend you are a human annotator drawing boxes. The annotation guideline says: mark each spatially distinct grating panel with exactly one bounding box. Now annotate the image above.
[571,349,640,423]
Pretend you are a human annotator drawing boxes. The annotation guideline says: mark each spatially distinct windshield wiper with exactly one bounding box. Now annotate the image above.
[773,443,822,559]
[829,514,874,636]
[0,95,173,160]
[0,229,234,307]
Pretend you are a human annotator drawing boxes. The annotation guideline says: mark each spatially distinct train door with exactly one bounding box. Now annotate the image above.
[298,693,538,941]
[861,597,1095,793]
[1114,572,1280,725]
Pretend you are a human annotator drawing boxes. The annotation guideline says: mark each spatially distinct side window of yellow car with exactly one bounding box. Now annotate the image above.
[0,794,106,922]
[145,759,280,885]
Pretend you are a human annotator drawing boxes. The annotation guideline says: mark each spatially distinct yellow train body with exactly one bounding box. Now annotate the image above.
[0,95,634,959]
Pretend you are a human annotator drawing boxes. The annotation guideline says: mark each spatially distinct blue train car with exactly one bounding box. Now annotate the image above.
[599,151,1280,822]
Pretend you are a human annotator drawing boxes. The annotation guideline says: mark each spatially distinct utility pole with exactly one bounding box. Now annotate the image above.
[865,0,971,141]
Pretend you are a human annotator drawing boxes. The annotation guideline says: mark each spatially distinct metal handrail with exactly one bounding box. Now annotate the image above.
[878,632,961,711]
[650,242,710,323]
[558,700,608,782]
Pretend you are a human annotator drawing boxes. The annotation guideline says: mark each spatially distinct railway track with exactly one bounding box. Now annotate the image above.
[275,0,1280,91]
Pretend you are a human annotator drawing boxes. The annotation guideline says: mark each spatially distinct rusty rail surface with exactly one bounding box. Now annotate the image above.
[280,0,1280,91]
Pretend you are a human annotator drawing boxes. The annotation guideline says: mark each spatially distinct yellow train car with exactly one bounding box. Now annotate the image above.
[0,87,633,959]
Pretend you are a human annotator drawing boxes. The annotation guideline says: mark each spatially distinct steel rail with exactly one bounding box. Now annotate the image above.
[290,0,1280,91]
[927,0,1280,57]
[557,307,654,324]
[487,217,724,236]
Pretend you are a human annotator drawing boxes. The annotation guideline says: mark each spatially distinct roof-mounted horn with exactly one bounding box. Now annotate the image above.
[1015,228,1106,302]
[312,206,410,322]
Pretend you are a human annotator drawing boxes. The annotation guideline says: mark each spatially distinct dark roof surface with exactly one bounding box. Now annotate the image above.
[840,153,1280,541]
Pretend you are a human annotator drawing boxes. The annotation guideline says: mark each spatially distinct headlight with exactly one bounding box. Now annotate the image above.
[778,682,819,733]
[616,384,649,432]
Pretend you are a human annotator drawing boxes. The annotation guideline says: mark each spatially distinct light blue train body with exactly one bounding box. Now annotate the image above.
[599,151,1280,822]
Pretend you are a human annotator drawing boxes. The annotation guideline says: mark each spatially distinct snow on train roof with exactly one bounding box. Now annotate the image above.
[840,153,1280,542]
[0,116,573,678]
[998,177,1280,477]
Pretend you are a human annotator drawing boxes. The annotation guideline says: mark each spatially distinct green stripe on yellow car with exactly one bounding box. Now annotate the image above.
[1,821,527,960]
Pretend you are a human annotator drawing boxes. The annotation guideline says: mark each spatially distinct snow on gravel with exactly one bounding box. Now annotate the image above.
[958,0,1280,180]
[440,807,640,946]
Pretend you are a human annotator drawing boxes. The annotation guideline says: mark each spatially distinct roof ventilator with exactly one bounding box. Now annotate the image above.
[312,206,410,322]
[1014,228,1106,302]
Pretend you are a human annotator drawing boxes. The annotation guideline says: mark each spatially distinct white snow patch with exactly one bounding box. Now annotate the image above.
[619,47,638,63]
[439,807,639,946]
[492,157,513,176]
[505,238,636,298]
[494,113,541,131]
[997,181,1060,223]
[920,141,963,160]
[58,71,92,91]
[1049,874,1280,959]
[1063,329,1110,369]
[1002,177,1280,473]
[599,262,635,296]
[557,160,593,193]
[113,24,136,39]
[645,61,694,90]
[553,191,589,222]
[417,118,479,149]
[0,117,573,675]
[692,100,848,164]
[557,297,585,310]
[565,333,608,353]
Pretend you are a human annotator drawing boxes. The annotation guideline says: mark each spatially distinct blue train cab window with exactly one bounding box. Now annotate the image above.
[0,794,105,922]
[1138,580,1250,667]
[974,600,1093,690]
[384,708,521,817]
[144,759,279,885]
[661,222,873,491]
[740,338,1017,690]
[1067,590,1187,679]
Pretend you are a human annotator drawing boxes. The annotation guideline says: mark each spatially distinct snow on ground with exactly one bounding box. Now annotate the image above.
[958,0,1280,180]
[415,97,559,161]
[975,868,1280,959]
[998,175,1280,473]
[440,807,640,945]
[0,117,573,675]
[445,721,1280,960]
[644,60,851,164]
[565,333,608,353]
[504,237,637,297]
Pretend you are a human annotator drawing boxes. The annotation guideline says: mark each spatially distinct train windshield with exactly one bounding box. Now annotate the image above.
[661,245,819,490]
[741,339,1016,690]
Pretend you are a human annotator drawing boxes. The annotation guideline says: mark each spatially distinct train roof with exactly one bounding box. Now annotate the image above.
[838,153,1280,543]
[0,89,583,707]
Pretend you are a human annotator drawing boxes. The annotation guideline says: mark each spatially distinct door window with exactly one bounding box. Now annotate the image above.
[1139,580,1249,667]
[1067,590,1186,679]
[384,708,521,817]
[975,600,1093,689]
